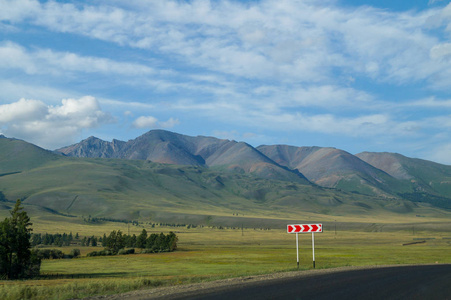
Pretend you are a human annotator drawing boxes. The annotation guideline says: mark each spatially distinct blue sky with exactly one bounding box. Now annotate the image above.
[1,0,451,164]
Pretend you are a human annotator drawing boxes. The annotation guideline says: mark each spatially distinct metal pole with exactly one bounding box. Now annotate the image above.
[334,220,336,238]
[312,232,315,269]
[296,232,299,269]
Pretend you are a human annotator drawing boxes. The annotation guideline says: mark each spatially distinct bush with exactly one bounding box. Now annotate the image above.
[118,248,135,255]
[70,248,81,258]
[86,250,114,257]
[35,249,64,259]
[140,248,167,254]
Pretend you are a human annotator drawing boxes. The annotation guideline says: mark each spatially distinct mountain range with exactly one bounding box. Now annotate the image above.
[0,130,450,226]
[57,130,308,184]
[58,130,451,208]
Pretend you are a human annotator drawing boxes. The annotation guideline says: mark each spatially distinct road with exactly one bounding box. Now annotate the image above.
[88,264,451,300]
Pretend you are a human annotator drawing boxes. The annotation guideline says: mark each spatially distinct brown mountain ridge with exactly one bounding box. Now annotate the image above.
[56,130,451,209]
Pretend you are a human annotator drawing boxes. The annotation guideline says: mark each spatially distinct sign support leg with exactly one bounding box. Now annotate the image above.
[312,232,315,269]
[296,232,299,269]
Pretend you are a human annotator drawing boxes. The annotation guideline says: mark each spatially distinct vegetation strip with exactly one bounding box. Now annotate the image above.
[402,241,426,246]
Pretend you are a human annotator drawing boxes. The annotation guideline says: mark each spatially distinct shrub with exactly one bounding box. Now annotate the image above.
[118,248,135,255]
[70,248,81,258]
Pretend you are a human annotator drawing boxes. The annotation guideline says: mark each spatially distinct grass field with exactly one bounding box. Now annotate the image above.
[1,135,451,299]
[0,222,450,300]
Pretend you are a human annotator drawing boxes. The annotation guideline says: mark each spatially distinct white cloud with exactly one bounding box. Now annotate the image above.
[0,80,75,103]
[0,98,47,123]
[212,130,260,143]
[132,116,158,128]
[428,0,445,4]
[423,115,451,128]
[430,43,451,60]
[0,0,40,22]
[0,41,154,76]
[283,85,373,109]
[159,117,180,128]
[0,41,38,74]
[132,116,179,129]
[407,97,451,108]
[0,96,113,149]
[4,0,449,86]
[2,0,451,163]
[257,112,395,137]
[212,130,240,141]
[428,143,451,165]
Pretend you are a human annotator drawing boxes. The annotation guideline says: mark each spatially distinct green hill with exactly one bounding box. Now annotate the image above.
[0,136,62,174]
[1,136,450,227]
[357,152,451,209]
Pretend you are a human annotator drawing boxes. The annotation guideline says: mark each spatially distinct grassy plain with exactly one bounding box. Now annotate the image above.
[1,136,451,299]
[0,220,450,300]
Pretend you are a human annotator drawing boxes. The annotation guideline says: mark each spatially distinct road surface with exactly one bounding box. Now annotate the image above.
[88,264,451,300]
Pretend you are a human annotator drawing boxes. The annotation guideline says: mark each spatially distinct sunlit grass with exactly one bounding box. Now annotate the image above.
[0,226,450,299]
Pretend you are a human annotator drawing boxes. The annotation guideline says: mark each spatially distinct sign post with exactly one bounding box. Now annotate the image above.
[312,232,315,269]
[287,224,322,269]
[296,232,299,269]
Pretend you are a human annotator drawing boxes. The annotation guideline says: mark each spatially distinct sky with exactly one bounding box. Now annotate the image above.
[1,0,451,165]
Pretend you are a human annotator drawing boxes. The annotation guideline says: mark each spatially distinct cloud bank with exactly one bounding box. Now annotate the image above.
[1,0,451,163]
[0,96,113,149]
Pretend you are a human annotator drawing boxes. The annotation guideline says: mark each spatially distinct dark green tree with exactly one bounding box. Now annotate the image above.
[90,236,97,246]
[136,229,147,248]
[0,200,40,279]
[126,234,137,248]
[167,232,178,251]
[105,230,125,254]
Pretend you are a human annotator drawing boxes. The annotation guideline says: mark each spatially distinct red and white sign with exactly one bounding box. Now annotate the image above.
[287,224,322,233]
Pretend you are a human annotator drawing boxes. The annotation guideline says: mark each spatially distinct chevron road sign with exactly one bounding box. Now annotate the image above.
[287,224,322,233]
[287,223,323,269]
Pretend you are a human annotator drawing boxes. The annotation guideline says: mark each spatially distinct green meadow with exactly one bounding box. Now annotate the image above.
[1,139,450,299]
[0,218,450,300]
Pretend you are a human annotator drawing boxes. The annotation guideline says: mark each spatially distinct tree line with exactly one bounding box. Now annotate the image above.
[31,232,101,247]
[89,229,178,256]
[31,232,74,246]
[0,200,179,279]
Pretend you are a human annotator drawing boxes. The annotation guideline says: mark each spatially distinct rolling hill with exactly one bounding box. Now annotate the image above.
[0,131,450,227]
[357,152,451,208]
[57,130,451,205]
[0,134,62,174]
[1,136,393,224]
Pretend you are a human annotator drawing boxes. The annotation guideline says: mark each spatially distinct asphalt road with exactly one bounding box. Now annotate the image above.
[160,264,451,300]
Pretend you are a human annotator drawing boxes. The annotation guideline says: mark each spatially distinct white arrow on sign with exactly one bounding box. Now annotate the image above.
[287,224,322,233]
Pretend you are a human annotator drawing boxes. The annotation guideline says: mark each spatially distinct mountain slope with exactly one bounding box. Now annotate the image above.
[0,136,61,174]
[257,144,404,196]
[58,130,309,183]
[357,152,451,202]
[0,135,450,223]
[0,147,443,221]
[58,136,125,159]
[57,130,451,207]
